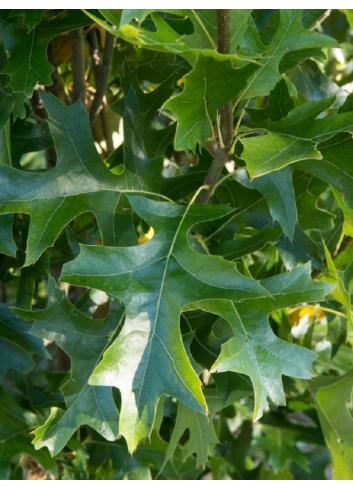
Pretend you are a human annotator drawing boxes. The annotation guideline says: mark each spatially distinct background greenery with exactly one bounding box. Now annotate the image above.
[0,8,353,480]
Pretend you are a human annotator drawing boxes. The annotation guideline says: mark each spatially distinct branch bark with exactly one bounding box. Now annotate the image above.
[196,9,233,204]
[309,9,331,31]
[47,40,69,104]
[69,28,86,108]
[89,30,114,124]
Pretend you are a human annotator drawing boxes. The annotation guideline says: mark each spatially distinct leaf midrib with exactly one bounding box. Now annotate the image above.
[133,195,205,439]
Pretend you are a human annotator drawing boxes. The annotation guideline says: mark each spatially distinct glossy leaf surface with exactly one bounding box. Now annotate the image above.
[12,277,123,455]
[61,196,268,451]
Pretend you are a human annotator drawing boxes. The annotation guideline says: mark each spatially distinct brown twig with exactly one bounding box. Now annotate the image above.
[89,30,114,124]
[47,40,69,104]
[29,89,57,167]
[69,28,86,108]
[309,10,331,31]
[196,9,233,204]
[87,28,100,71]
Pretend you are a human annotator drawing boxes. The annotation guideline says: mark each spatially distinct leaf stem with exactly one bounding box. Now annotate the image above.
[287,304,348,320]
[191,9,217,50]
[216,111,224,148]
[229,99,250,155]
[333,227,345,257]
[192,184,211,203]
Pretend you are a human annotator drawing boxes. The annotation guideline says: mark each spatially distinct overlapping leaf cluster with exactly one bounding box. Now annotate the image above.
[0,8,353,480]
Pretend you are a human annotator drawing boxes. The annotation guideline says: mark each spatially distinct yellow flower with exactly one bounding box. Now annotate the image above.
[288,305,324,324]
[138,227,154,244]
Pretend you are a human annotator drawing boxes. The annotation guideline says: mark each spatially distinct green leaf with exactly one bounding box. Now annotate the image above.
[253,424,309,474]
[10,119,53,169]
[185,263,333,420]
[163,54,257,151]
[260,462,294,480]
[164,399,219,470]
[289,60,348,107]
[95,9,253,60]
[0,337,34,379]
[0,10,94,97]
[340,9,353,28]
[312,370,353,480]
[44,370,71,393]
[86,431,191,480]
[246,78,295,125]
[242,96,353,178]
[275,224,323,270]
[332,186,353,237]
[0,287,52,379]
[338,93,353,114]
[162,388,252,470]
[252,167,297,240]
[294,173,334,232]
[0,214,16,257]
[327,314,348,359]
[0,387,57,480]
[0,40,26,130]
[74,287,108,317]
[207,172,266,238]
[220,419,254,478]
[180,310,226,371]
[11,276,123,456]
[129,49,189,85]
[238,9,339,100]
[334,241,353,270]
[161,148,214,201]
[301,9,328,29]
[1,5,352,480]
[0,119,12,166]
[321,242,352,334]
[279,48,326,74]
[211,224,282,260]
[9,9,47,32]
[211,170,325,265]
[15,250,50,310]
[299,132,353,208]
[213,371,253,403]
[0,302,50,359]
[61,195,268,452]
[118,9,192,28]
[182,332,203,378]
[110,60,178,158]
[0,88,165,266]
[289,446,330,481]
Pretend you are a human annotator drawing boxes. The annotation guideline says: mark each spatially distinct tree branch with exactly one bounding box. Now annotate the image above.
[47,40,69,104]
[309,9,331,31]
[87,28,100,72]
[89,31,114,124]
[217,8,230,54]
[196,9,233,204]
[69,28,86,108]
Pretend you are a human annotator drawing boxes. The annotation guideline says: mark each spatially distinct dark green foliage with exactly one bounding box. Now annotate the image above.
[0,8,353,481]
